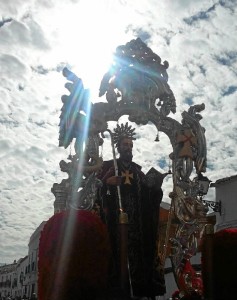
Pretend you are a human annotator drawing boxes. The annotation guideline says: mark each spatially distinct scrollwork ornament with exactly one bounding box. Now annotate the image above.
[52,39,210,299]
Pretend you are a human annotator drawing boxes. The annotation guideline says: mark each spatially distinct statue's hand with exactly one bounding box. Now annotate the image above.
[106,176,122,186]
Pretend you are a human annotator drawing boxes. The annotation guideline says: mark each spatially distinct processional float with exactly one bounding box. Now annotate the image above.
[50,38,213,298]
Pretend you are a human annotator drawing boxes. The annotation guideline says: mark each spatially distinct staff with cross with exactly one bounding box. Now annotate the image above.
[97,123,166,300]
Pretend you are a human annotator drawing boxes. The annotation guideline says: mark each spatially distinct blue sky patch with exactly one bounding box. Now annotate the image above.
[183,5,216,25]
[215,51,237,66]
[158,157,167,169]
[222,86,237,96]
[184,98,194,105]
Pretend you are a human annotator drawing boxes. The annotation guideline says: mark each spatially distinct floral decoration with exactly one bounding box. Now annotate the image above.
[38,210,111,300]
[172,289,203,299]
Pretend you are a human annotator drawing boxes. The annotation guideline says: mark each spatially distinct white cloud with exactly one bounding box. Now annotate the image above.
[0,0,236,264]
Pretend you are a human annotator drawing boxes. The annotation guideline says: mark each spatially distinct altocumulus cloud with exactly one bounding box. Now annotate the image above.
[0,0,237,263]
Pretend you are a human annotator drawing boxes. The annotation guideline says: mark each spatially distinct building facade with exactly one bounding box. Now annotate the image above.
[0,222,45,299]
[26,221,46,299]
[0,262,17,299]
[211,174,237,231]
[1,174,236,299]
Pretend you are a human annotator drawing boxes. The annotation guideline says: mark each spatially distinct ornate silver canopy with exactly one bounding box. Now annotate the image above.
[51,38,211,297]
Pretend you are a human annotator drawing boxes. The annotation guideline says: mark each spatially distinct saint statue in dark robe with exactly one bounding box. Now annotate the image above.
[97,125,166,300]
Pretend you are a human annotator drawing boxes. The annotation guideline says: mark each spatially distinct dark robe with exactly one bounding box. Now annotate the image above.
[97,158,166,298]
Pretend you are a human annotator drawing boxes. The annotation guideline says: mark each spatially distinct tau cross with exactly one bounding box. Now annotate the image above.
[121,170,133,185]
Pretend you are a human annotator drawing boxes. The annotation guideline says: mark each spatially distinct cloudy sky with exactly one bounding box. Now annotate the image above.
[0,0,237,264]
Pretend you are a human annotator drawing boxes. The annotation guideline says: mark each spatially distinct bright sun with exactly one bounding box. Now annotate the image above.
[54,0,131,101]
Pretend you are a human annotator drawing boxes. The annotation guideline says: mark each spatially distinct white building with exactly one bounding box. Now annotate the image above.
[0,222,46,299]
[16,256,29,299]
[211,174,237,231]
[27,221,46,299]
[0,262,17,299]
[1,174,236,299]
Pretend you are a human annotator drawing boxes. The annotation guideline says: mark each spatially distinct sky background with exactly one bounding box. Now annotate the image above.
[0,0,237,264]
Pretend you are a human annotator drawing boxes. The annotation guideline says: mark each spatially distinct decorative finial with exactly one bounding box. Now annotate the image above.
[155,133,160,142]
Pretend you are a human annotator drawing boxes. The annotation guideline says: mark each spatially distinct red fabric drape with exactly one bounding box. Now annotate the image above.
[38,210,111,300]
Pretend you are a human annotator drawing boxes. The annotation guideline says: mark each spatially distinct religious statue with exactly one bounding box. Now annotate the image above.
[48,38,210,300]
[96,123,167,299]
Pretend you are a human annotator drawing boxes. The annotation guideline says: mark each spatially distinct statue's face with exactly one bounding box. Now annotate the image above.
[118,137,133,162]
